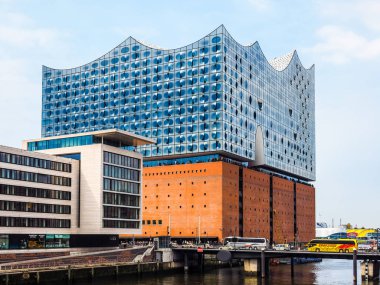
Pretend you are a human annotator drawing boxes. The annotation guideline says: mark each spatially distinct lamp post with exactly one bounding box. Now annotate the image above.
[198,216,201,245]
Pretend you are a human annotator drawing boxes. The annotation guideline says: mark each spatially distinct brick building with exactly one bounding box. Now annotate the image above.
[123,161,315,243]
[41,26,316,244]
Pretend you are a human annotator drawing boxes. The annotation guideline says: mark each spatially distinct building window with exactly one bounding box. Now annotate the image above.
[103,178,140,194]
[0,168,71,187]
[0,151,71,173]
[0,184,71,200]
[0,217,70,228]
[103,151,140,169]
[0,200,70,214]
[103,165,140,182]
[103,220,139,229]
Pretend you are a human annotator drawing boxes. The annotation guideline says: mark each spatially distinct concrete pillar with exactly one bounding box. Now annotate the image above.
[261,250,266,278]
[361,260,380,281]
[91,267,94,280]
[243,259,260,276]
[197,253,204,273]
[353,249,357,282]
[67,265,71,283]
[184,254,189,273]
[290,257,294,277]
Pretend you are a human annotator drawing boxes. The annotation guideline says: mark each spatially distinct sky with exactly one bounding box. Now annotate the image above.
[0,0,379,228]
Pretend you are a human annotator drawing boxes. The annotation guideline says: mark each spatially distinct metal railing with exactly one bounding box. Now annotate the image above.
[0,256,138,272]
[0,247,150,272]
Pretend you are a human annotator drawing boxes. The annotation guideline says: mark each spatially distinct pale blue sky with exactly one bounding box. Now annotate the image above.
[0,0,379,228]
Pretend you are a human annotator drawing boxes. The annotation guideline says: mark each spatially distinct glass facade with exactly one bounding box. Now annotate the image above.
[0,217,70,228]
[103,151,140,229]
[0,168,71,186]
[27,135,93,151]
[41,26,315,181]
[0,200,70,214]
[0,184,71,200]
[0,234,70,249]
[0,151,71,172]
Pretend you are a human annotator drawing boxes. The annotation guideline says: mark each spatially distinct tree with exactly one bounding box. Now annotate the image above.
[346,223,352,229]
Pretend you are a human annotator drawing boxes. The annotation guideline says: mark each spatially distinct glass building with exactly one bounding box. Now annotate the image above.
[41,26,315,181]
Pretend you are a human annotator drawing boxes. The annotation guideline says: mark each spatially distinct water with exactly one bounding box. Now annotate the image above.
[75,260,380,285]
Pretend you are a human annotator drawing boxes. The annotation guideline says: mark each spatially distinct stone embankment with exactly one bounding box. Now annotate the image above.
[0,246,184,285]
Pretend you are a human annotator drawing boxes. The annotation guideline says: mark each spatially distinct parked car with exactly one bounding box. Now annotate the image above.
[219,245,234,250]
[197,243,213,249]
[181,242,196,248]
[273,244,290,251]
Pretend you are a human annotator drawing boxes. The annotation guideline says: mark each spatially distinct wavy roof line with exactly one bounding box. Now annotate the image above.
[219,25,314,72]
[268,50,296,71]
[43,25,314,72]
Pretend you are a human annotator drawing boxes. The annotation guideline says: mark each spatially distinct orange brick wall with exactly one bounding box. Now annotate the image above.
[272,177,295,243]
[221,163,240,238]
[242,168,270,239]
[119,160,315,244]
[296,183,315,242]
[138,161,226,240]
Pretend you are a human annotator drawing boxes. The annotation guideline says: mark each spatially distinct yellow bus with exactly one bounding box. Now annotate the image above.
[307,239,358,253]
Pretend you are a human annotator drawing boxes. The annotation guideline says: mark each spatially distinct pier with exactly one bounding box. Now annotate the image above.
[173,248,380,281]
[1,247,379,284]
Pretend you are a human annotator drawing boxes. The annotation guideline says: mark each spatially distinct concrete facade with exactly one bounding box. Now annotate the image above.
[0,145,79,235]
[31,143,143,236]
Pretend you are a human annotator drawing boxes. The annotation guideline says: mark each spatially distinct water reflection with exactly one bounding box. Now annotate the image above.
[75,260,380,285]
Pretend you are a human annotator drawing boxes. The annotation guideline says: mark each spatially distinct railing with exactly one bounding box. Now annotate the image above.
[0,247,150,273]
[0,256,138,272]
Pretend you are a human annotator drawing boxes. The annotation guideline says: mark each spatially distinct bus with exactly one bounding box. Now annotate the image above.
[307,239,358,253]
[224,237,269,250]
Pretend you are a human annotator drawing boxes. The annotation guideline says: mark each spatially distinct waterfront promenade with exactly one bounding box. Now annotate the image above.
[1,245,380,284]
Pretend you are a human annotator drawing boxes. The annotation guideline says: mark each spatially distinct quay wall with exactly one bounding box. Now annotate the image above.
[0,261,184,285]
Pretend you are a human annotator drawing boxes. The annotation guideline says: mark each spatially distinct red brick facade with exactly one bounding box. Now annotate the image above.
[296,183,316,242]
[272,177,295,244]
[242,168,270,239]
[120,161,315,243]
[221,163,240,238]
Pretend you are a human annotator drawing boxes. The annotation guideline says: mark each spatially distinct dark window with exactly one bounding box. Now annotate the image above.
[0,151,71,173]
[0,168,71,186]
[0,200,70,214]
[0,216,70,228]
[0,184,71,200]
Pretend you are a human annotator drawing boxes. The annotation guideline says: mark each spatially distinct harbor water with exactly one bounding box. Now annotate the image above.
[74,259,380,285]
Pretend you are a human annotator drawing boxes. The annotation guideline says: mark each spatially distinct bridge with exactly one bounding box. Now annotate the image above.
[172,248,380,281]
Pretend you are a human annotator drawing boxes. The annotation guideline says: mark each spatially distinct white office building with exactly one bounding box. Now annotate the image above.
[0,129,154,249]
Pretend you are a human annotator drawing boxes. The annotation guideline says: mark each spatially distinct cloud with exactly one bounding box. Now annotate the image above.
[246,0,271,11]
[307,26,380,64]
[0,12,61,49]
[317,0,380,32]
[0,10,70,147]
[0,26,59,48]
[0,58,40,147]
